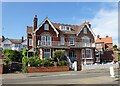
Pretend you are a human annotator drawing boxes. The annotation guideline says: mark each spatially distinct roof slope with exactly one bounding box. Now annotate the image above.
[95,37,113,44]
[51,21,90,35]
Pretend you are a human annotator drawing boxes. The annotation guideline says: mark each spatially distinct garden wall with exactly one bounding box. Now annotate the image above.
[28,66,69,73]
[0,63,3,74]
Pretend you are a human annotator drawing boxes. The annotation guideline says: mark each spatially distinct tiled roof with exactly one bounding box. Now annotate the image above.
[9,39,22,44]
[27,26,33,33]
[51,21,89,35]
[95,37,112,44]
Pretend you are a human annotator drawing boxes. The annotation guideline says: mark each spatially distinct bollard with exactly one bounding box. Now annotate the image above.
[110,66,115,77]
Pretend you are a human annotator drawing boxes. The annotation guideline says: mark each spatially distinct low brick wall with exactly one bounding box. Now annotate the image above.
[0,64,3,74]
[28,66,69,73]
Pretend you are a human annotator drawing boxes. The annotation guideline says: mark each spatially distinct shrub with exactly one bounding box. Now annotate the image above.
[2,49,22,62]
[28,56,42,67]
[53,50,65,62]
[42,58,54,67]
[58,60,68,66]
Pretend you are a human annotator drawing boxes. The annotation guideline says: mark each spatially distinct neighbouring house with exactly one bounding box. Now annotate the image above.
[1,37,27,51]
[95,35,113,63]
[27,15,96,70]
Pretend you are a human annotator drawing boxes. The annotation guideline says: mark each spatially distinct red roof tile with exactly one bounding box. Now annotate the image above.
[95,37,112,44]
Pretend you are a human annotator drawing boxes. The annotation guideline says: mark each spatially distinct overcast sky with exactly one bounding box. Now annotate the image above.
[1,2,118,45]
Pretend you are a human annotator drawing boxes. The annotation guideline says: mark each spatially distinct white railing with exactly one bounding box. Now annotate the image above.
[38,41,95,48]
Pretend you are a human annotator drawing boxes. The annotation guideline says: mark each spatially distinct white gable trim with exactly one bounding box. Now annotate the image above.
[77,24,95,37]
[34,17,59,37]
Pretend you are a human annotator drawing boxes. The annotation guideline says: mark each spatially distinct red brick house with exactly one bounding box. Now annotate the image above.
[95,35,113,63]
[27,15,96,70]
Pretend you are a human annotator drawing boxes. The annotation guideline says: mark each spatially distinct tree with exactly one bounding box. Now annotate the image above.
[113,45,117,51]
[52,50,67,66]
[2,49,22,62]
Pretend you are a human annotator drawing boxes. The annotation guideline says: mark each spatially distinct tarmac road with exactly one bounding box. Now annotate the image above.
[2,69,119,84]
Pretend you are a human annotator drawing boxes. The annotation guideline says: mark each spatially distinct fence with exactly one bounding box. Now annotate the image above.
[82,63,119,70]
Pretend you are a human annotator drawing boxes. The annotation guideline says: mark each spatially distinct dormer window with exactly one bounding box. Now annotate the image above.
[84,27,87,34]
[60,26,71,31]
[44,24,49,30]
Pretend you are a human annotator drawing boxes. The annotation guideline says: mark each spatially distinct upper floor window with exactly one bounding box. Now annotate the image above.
[44,24,49,30]
[60,26,71,31]
[82,36,90,47]
[70,37,74,45]
[84,27,87,34]
[60,36,65,45]
[29,39,32,46]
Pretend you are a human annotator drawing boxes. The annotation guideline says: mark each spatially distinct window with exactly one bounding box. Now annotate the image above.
[86,49,92,58]
[60,26,71,31]
[82,36,90,47]
[44,49,51,59]
[47,36,52,46]
[41,35,52,46]
[41,36,46,45]
[15,44,20,47]
[70,37,74,45]
[81,49,85,58]
[60,36,64,45]
[69,51,76,63]
[84,27,87,34]
[4,44,11,47]
[29,39,32,46]
[44,24,49,30]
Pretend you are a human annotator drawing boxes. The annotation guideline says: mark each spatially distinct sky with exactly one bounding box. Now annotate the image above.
[1,2,118,45]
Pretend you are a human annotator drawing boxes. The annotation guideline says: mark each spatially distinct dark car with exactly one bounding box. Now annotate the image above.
[10,62,22,71]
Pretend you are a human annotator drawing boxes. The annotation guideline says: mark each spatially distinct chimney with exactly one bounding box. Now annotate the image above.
[22,36,24,42]
[88,22,91,28]
[97,35,100,38]
[106,35,109,38]
[33,15,38,31]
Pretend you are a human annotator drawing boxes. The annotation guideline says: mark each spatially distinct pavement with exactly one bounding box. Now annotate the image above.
[1,69,120,84]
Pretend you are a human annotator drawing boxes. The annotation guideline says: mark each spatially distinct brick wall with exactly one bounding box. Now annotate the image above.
[28,66,69,73]
[0,64,3,74]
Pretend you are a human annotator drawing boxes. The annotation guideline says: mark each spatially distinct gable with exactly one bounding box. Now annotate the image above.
[34,17,59,37]
[77,24,95,38]
[2,39,12,44]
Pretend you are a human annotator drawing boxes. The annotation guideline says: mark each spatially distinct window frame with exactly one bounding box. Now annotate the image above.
[44,48,51,59]
[83,27,87,34]
[44,24,49,30]
[86,49,92,59]
[70,37,74,45]
[29,39,33,46]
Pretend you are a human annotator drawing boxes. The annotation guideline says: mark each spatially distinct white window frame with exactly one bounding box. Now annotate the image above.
[41,36,46,46]
[47,36,52,46]
[44,24,49,30]
[84,27,87,34]
[60,36,65,45]
[44,48,51,59]
[29,39,32,46]
[81,49,85,58]
[82,36,90,47]
[70,37,74,45]
[86,49,92,59]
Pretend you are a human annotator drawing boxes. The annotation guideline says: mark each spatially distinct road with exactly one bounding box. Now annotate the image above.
[2,69,119,84]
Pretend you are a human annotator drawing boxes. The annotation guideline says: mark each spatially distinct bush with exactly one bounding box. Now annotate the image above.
[28,56,42,67]
[42,58,54,67]
[2,49,22,62]
[58,60,68,66]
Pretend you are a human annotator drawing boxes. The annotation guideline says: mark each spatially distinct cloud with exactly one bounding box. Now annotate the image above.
[90,9,118,45]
